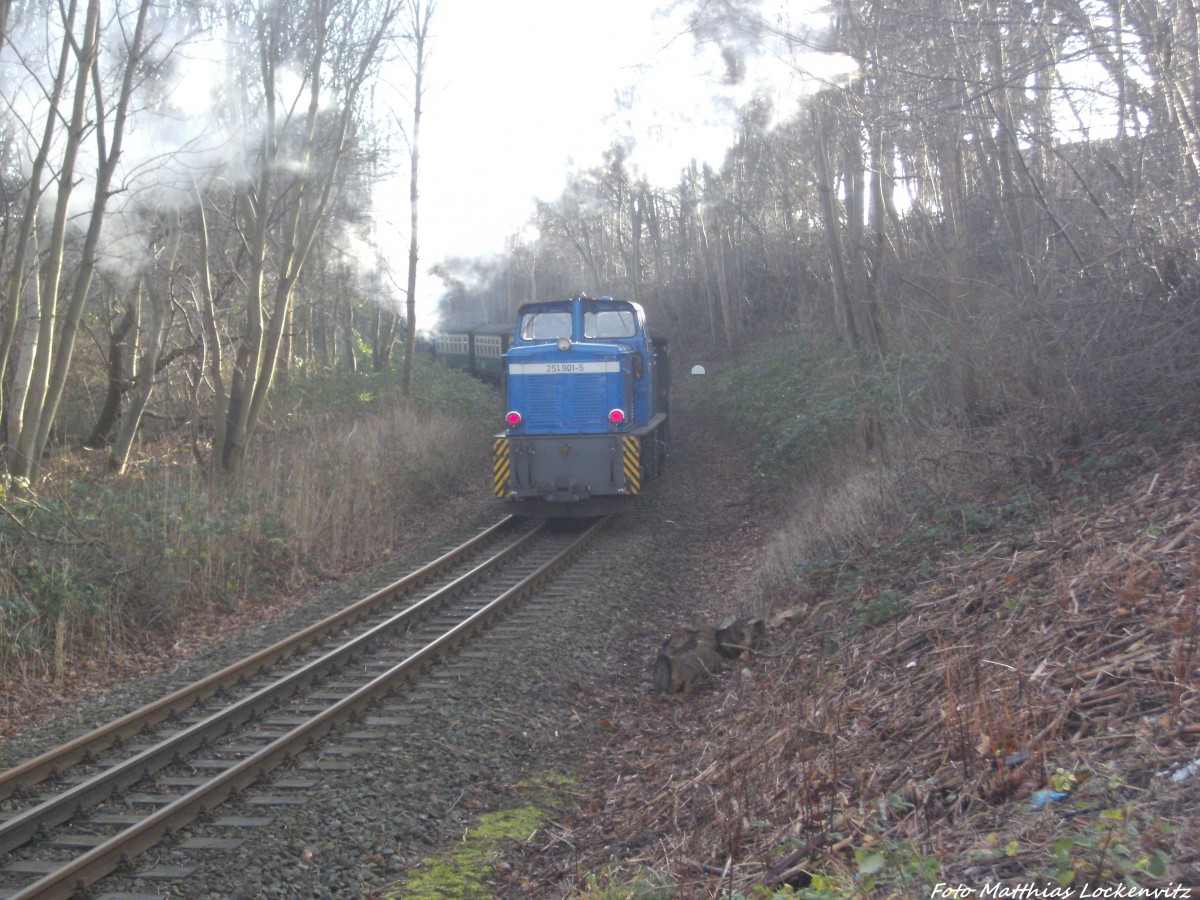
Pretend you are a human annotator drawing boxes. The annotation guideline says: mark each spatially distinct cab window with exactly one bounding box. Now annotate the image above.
[583,308,637,339]
[520,311,572,340]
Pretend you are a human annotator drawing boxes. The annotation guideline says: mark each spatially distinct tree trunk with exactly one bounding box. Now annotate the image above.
[10,0,151,476]
[110,217,181,472]
[340,295,358,372]
[9,0,102,477]
[401,1,434,398]
[0,0,75,437]
[811,102,860,349]
[373,307,400,371]
[866,120,892,353]
[938,137,981,419]
[85,302,136,448]
[196,193,228,469]
[110,282,167,473]
[8,255,43,459]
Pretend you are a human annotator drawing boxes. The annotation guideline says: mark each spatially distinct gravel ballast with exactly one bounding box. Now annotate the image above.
[0,408,766,898]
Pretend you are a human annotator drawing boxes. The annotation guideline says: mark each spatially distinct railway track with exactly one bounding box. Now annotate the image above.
[0,514,607,899]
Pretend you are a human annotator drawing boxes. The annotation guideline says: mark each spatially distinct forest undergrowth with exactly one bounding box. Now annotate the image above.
[542,339,1200,897]
[0,356,497,736]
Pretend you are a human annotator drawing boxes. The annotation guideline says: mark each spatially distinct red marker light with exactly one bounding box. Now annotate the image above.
[608,408,627,425]
[505,411,522,427]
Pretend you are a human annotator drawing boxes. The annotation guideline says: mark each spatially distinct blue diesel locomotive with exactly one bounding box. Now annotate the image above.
[492,294,669,514]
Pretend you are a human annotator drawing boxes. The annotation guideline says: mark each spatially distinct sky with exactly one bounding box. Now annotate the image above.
[377,0,851,322]
[407,1,730,260]
[0,0,849,323]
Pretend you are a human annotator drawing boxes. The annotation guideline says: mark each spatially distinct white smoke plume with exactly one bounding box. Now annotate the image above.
[0,1,326,283]
[605,0,858,185]
[328,217,405,316]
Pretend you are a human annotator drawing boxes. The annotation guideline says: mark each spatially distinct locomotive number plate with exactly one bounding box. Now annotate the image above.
[509,362,620,375]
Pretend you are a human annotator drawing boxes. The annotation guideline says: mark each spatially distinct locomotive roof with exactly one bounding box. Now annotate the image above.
[516,294,640,313]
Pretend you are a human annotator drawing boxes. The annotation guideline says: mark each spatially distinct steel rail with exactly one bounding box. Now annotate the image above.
[6,515,607,900]
[0,517,543,857]
[0,516,516,803]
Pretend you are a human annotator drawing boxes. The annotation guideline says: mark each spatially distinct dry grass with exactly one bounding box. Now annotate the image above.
[0,366,495,724]
[751,413,1022,612]
[256,404,482,572]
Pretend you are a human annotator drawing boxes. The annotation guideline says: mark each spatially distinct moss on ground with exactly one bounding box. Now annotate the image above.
[386,777,575,898]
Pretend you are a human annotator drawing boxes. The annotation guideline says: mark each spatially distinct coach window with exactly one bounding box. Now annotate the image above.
[520,311,572,341]
[584,309,637,339]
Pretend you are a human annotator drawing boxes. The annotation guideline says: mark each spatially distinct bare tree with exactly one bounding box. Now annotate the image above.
[213,0,399,472]
[810,95,861,351]
[108,215,183,472]
[398,0,434,398]
[2,0,154,479]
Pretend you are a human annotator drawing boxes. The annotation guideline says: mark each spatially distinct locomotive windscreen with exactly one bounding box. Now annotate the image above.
[520,311,572,340]
[584,309,637,339]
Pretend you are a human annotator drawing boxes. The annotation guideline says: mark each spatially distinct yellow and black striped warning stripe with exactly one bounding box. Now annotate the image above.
[622,435,641,494]
[492,437,510,498]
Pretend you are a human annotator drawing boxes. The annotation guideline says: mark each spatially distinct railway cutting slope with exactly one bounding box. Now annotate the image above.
[493,420,1200,896]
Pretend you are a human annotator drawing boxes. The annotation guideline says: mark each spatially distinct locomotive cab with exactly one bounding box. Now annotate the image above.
[493,295,669,514]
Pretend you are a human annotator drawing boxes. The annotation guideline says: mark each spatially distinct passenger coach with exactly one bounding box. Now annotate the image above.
[433,323,512,382]
[493,294,669,514]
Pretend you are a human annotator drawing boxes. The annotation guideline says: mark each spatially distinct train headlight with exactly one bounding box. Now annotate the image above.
[505,411,522,428]
[556,337,572,352]
[608,408,627,426]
